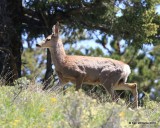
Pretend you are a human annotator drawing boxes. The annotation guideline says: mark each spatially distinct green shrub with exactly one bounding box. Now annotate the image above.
[0,80,159,128]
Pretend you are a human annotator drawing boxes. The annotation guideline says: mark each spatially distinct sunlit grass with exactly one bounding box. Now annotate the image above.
[0,78,160,128]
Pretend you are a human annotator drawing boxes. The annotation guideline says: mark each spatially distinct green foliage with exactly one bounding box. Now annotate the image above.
[113,0,159,46]
[21,48,46,80]
[129,44,160,92]
[23,0,160,45]
[0,84,160,128]
[14,77,30,89]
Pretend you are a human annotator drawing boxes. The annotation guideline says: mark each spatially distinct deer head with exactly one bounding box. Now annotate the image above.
[36,22,59,48]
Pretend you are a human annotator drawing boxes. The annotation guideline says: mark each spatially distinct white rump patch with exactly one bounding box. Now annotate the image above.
[123,64,131,82]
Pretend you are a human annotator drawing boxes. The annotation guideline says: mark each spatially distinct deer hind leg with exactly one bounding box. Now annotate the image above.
[114,83,138,108]
[101,78,117,102]
[102,82,120,102]
[107,85,116,101]
[100,71,121,102]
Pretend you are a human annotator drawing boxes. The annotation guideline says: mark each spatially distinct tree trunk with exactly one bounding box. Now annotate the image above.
[43,49,54,89]
[0,0,22,83]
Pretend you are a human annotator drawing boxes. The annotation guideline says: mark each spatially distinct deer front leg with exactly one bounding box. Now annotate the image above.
[75,75,85,91]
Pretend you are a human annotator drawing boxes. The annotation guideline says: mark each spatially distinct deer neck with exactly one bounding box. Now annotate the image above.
[49,39,66,69]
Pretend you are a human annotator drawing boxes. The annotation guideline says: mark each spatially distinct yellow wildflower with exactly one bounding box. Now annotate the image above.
[92,99,97,103]
[50,97,57,103]
[13,122,17,126]
[90,107,97,116]
[47,122,51,128]
[14,119,20,123]
[47,125,52,128]
[40,107,45,112]
[119,111,125,118]
[11,119,20,126]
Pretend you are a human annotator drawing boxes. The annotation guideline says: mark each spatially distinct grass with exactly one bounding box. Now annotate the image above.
[0,78,160,128]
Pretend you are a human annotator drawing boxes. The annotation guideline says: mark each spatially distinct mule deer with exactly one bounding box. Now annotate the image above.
[36,22,138,108]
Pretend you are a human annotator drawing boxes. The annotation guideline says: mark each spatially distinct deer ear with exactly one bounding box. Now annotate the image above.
[52,22,59,36]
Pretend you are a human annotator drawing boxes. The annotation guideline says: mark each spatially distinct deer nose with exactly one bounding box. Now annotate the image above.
[36,44,41,47]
